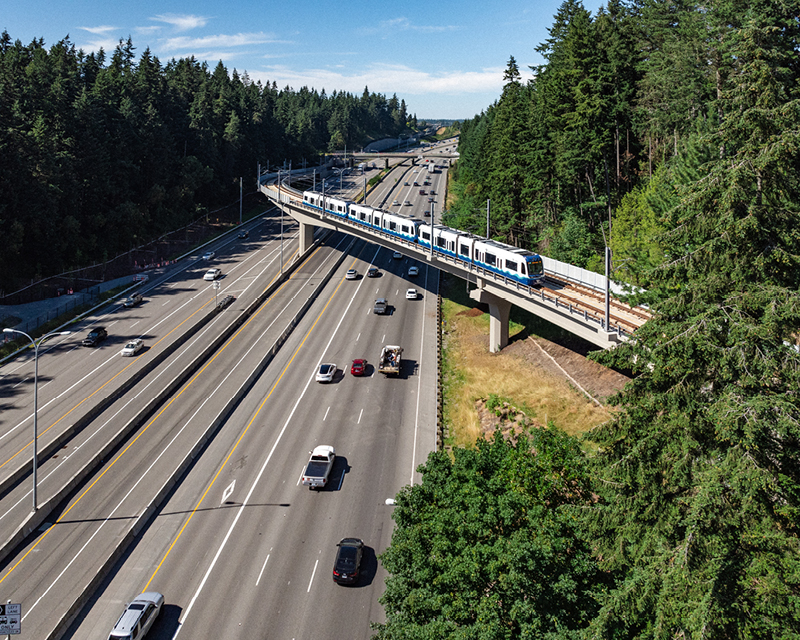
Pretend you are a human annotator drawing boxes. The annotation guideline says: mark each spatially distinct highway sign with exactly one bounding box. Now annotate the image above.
[0,603,21,634]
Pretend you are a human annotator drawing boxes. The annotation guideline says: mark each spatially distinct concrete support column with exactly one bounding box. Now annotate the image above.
[469,287,512,353]
[298,220,315,256]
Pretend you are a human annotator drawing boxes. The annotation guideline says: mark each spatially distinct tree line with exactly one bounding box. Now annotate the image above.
[0,33,410,289]
[378,0,800,637]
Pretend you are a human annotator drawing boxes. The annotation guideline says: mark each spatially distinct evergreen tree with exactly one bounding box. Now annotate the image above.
[587,3,800,635]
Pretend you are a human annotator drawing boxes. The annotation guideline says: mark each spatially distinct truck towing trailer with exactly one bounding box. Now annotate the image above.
[378,345,403,376]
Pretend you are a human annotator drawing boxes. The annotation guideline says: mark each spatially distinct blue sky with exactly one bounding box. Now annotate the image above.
[4,1,607,120]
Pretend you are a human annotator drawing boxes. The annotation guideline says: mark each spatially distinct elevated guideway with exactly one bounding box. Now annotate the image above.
[260,181,650,351]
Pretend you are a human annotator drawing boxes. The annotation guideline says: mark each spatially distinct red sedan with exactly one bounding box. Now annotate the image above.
[351,359,367,376]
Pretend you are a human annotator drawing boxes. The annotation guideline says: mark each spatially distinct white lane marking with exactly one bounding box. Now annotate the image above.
[358,409,363,424]
[255,554,270,586]
[356,332,361,342]
[307,559,319,593]
[172,241,377,640]
[15,236,356,607]
[382,334,385,343]
[221,480,236,504]
[411,268,437,483]
[130,321,140,328]
[323,406,330,421]
[21,391,205,622]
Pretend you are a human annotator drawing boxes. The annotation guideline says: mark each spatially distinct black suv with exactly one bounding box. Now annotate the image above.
[82,327,108,347]
[333,538,364,585]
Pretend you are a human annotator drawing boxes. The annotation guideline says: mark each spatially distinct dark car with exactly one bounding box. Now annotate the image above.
[351,359,367,376]
[333,538,364,585]
[82,327,108,347]
[367,267,380,278]
[237,229,249,239]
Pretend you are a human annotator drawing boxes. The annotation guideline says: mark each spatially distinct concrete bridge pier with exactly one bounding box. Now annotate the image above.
[469,286,512,353]
[298,220,315,255]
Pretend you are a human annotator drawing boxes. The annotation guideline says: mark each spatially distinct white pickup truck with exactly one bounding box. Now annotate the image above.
[301,445,336,489]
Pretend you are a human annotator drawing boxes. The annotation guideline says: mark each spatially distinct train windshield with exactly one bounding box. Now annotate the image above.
[528,257,544,276]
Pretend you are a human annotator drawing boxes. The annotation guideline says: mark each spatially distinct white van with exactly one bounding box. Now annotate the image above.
[109,592,164,640]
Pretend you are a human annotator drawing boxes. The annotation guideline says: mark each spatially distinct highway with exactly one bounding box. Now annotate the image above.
[0,143,444,639]
[0,209,302,552]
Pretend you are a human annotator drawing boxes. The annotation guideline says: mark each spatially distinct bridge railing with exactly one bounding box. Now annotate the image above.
[261,182,631,336]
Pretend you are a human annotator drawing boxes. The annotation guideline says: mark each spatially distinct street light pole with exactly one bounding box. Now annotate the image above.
[2,328,70,512]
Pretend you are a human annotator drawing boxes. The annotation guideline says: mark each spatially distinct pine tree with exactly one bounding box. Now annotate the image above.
[587,3,800,635]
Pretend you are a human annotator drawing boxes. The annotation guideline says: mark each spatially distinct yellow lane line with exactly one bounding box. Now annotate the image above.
[0,248,306,584]
[143,248,353,589]
[0,298,215,472]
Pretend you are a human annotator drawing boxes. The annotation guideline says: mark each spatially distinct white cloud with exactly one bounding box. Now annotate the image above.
[150,14,209,32]
[77,36,122,54]
[249,63,504,97]
[134,26,162,36]
[367,17,460,35]
[79,25,118,35]
[161,32,277,51]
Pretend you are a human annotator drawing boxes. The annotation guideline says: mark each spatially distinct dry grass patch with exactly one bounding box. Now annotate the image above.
[442,298,612,448]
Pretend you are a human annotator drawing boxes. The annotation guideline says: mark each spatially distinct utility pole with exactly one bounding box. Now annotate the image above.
[486,199,491,239]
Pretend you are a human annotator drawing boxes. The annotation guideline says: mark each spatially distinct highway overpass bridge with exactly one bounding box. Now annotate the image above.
[259,182,649,351]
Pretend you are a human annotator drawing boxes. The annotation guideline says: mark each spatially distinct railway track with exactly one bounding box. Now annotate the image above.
[542,276,650,333]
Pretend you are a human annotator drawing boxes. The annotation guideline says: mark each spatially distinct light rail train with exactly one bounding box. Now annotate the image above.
[302,191,544,287]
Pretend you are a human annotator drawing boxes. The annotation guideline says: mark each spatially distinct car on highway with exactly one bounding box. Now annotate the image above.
[204,268,222,281]
[202,250,215,260]
[82,326,107,347]
[428,197,434,202]
[404,181,410,186]
[413,181,419,186]
[392,251,402,259]
[316,363,337,383]
[350,359,367,376]
[430,189,436,195]
[408,266,419,277]
[419,189,426,195]
[406,288,418,300]
[373,298,388,315]
[404,200,412,206]
[367,267,380,277]
[392,200,400,206]
[122,293,143,307]
[237,229,249,239]
[120,338,144,357]
[333,538,364,585]
[345,269,358,280]
[109,591,164,640]
[423,210,430,217]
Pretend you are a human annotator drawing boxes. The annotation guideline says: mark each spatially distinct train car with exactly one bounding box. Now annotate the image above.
[348,203,382,229]
[453,231,483,263]
[418,224,461,257]
[473,239,544,286]
[303,190,322,209]
[302,191,350,218]
[380,210,422,243]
